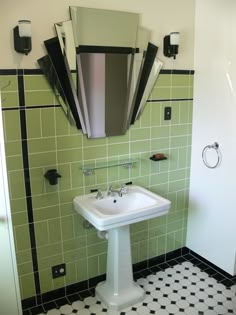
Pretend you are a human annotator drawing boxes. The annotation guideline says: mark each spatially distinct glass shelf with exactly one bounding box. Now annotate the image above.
[81,159,137,175]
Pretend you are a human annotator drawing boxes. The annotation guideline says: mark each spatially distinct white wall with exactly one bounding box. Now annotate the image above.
[187,0,236,275]
[0,0,195,69]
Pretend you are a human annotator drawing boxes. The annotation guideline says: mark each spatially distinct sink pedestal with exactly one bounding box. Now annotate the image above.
[96,225,145,311]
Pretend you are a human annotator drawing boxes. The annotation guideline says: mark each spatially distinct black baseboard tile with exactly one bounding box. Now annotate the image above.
[166,248,182,261]
[21,296,36,310]
[79,289,95,299]
[66,279,88,296]
[36,294,42,306]
[88,274,106,288]
[181,247,190,255]
[133,260,148,273]
[134,271,146,280]
[41,287,65,304]
[148,254,165,267]
[30,305,45,315]
[158,262,170,270]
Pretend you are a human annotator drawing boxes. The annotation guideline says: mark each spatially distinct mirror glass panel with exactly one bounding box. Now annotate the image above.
[38,7,162,138]
[70,7,139,48]
[55,21,91,136]
[38,55,76,126]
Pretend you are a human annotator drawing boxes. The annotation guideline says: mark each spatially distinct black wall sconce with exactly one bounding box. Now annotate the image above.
[163,32,180,59]
[14,20,32,55]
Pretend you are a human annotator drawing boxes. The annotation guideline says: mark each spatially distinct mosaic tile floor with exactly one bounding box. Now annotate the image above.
[29,259,236,315]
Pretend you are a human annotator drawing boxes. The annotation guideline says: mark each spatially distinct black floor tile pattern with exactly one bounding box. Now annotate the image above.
[27,258,236,315]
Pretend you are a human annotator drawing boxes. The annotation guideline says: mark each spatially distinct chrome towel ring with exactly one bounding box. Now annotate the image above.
[202,142,221,169]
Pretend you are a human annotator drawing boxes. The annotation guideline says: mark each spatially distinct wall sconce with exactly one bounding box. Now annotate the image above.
[163,32,180,59]
[14,20,32,55]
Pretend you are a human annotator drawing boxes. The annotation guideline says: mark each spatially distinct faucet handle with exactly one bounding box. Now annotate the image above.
[107,184,113,195]
[120,183,127,195]
[96,189,103,200]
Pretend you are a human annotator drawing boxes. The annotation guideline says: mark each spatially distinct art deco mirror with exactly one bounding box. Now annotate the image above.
[38,7,162,138]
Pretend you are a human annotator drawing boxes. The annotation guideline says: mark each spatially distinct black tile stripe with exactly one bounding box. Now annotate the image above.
[159,69,172,74]
[2,99,193,111]
[17,74,41,301]
[27,104,61,109]
[0,68,195,76]
[2,107,20,111]
[147,98,193,103]
[23,69,43,75]
[0,69,17,75]
[2,104,61,111]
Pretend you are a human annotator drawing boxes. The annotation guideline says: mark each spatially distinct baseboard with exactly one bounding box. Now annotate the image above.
[22,247,188,310]
[22,246,236,311]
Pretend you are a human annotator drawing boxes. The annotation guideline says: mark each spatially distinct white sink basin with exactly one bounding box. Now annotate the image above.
[73,185,170,231]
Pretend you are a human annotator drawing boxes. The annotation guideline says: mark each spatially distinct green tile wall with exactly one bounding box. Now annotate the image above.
[1,72,193,300]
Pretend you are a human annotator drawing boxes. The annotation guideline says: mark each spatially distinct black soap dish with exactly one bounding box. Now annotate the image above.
[150,154,167,161]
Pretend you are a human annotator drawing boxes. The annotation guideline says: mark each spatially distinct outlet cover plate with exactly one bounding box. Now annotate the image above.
[52,263,66,279]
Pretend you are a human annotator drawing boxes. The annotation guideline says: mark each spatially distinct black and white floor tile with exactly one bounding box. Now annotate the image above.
[28,259,236,315]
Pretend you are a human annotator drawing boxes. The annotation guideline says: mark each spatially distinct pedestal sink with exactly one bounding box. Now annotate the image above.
[73,185,171,311]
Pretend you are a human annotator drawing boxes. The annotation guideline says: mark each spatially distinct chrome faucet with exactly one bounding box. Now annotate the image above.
[107,184,127,197]
[119,184,127,197]
[96,189,103,200]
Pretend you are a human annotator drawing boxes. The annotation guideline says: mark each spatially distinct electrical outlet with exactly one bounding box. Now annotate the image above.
[52,263,66,279]
[164,106,172,120]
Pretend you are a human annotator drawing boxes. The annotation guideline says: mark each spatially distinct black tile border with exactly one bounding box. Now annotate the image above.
[18,74,42,304]
[0,69,17,75]
[2,104,61,111]
[147,98,193,103]
[0,68,194,76]
[23,69,43,75]
[26,105,61,109]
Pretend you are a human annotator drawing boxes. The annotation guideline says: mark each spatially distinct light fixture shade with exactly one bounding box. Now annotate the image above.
[18,20,31,37]
[14,19,32,55]
[163,32,180,59]
[170,32,180,45]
